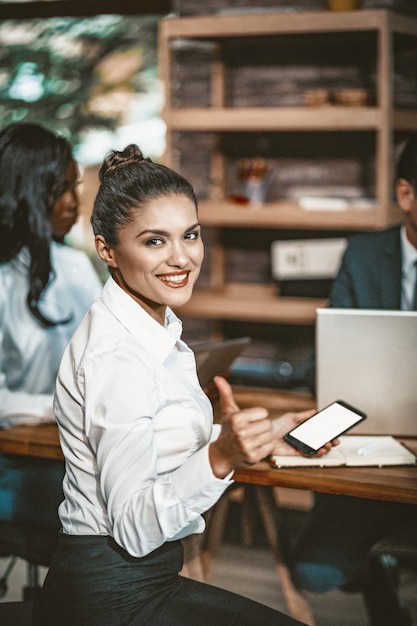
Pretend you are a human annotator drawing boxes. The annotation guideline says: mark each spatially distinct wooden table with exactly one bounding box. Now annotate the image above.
[0,422,416,505]
[235,445,417,505]
[0,392,416,626]
[1,383,416,506]
[0,422,63,461]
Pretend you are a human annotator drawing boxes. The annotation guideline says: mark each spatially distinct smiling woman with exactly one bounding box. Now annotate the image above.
[37,142,314,626]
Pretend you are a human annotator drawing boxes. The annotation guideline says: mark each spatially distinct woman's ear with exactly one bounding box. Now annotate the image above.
[396,178,416,214]
[95,235,118,269]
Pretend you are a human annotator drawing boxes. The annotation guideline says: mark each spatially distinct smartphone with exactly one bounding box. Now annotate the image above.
[284,399,367,456]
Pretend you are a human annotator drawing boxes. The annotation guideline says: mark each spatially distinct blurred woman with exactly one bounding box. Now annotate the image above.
[0,122,102,528]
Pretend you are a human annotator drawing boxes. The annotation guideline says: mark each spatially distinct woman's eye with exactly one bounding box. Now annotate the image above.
[146,237,164,246]
[184,230,199,241]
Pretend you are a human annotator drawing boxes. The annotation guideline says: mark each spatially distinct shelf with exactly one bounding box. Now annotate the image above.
[177,284,326,325]
[198,200,400,231]
[161,9,417,39]
[166,106,383,132]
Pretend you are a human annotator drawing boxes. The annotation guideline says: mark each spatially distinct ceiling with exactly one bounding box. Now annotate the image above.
[0,1,173,20]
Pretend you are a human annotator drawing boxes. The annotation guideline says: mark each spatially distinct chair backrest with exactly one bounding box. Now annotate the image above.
[0,521,59,566]
[0,600,34,625]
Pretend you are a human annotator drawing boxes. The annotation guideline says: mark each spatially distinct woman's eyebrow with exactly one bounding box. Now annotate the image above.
[137,222,201,238]
[185,222,201,232]
[137,228,169,237]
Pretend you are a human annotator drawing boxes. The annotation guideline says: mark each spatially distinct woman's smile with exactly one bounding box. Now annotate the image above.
[157,270,190,287]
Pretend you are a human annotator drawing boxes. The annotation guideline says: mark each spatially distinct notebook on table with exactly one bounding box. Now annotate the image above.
[316,308,417,437]
[270,435,416,468]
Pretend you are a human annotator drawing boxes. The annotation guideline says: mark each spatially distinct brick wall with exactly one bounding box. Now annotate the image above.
[173,0,417,17]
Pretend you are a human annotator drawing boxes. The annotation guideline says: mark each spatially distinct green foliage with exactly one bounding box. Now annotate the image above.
[0,15,159,157]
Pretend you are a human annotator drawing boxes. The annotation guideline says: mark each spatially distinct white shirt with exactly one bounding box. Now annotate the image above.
[400,225,417,310]
[0,243,103,428]
[56,277,232,558]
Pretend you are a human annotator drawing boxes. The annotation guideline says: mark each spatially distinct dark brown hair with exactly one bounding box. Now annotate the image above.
[0,122,74,326]
[397,135,417,191]
[91,144,197,247]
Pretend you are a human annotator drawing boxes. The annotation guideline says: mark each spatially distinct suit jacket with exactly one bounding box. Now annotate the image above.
[329,224,402,309]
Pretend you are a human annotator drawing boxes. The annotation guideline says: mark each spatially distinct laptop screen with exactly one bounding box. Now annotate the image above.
[316,308,417,436]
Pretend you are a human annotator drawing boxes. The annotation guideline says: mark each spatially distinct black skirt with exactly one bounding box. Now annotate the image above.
[38,533,303,626]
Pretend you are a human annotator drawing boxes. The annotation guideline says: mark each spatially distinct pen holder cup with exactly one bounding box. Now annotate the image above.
[244,178,269,206]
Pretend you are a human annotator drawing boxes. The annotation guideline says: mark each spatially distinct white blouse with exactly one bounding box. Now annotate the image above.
[0,243,103,428]
[56,277,232,558]
[400,224,417,310]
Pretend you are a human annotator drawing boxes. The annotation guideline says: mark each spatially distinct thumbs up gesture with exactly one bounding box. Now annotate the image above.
[208,376,274,478]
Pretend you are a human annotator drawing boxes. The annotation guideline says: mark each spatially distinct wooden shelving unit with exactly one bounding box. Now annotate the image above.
[196,200,384,231]
[178,283,326,325]
[159,9,417,334]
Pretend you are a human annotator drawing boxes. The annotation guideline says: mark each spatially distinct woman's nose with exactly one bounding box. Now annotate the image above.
[168,241,187,266]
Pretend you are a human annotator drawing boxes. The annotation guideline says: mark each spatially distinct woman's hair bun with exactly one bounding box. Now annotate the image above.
[100,144,151,180]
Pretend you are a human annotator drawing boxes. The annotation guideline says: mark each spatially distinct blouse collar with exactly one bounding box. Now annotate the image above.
[101,276,183,363]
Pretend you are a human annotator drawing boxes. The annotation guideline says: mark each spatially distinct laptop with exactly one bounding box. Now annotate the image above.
[193,337,251,388]
[316,308,417,436]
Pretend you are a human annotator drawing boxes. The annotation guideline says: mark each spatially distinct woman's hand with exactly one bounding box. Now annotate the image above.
[209,376,274,478]
[271,410,340,457]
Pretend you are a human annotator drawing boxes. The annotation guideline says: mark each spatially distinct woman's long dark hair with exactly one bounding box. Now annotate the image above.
[0,123,74,326]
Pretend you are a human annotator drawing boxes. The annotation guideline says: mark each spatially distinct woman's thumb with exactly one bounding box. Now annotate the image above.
[214,376,239,414]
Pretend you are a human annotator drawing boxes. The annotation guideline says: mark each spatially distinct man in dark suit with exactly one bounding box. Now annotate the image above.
[329,224,402,309]
[292,136,417,625]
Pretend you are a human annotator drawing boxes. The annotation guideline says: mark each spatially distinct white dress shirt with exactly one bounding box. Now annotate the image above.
[400,224,417,310]
[56,276,232,558]
[0,243,103,428]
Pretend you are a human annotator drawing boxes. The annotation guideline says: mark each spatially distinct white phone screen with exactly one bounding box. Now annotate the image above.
[287,401,364,451]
